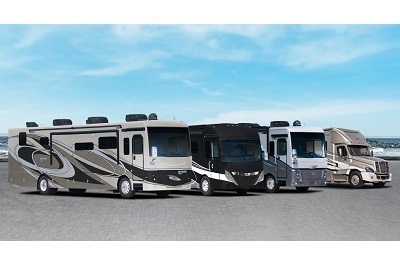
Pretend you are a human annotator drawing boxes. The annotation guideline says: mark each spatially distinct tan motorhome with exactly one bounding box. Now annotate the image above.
[8,114,195,198]
[324,127,391,188]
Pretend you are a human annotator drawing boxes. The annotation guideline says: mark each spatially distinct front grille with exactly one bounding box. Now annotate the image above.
[375,162,389,174]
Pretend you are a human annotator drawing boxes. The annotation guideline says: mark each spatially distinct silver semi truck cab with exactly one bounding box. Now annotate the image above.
[324,127,392,188]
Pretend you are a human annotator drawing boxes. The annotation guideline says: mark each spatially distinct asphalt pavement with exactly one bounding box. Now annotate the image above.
[1,161,399,240]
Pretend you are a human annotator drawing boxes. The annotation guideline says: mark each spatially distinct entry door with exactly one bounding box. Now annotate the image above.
[276,138,288,178]
[206,140,220,180]
[132,134,144,179]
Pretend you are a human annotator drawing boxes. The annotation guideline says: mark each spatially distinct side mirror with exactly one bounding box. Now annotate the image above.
[292,149,297,158]
[370,150,374,157]
[338,148,343,157]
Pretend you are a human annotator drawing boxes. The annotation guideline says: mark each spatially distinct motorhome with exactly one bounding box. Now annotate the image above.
[189,124,264,196]
[8,114,195,198]
[245,121,327,192]
[324,127,391,188]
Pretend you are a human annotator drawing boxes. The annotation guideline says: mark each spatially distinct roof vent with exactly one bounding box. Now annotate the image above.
[86,117,108,124]
[53,119,73,126]
[126,114,147,122]
[270,121,290,127]
[293,120,301,126]
[148,113,158,120]
[26,122,38,128]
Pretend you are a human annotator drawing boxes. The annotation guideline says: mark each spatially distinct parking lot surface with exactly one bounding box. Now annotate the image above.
[0,161,399,240]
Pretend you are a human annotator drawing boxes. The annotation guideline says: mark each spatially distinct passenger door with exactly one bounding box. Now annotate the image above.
[206,140,220,180]
[132,134,144,180]
[276,138,288,179]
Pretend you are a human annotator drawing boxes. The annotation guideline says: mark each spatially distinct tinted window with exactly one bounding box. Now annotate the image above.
[269,141,275,156]
[19,132,27,146]
[191,141,199,154]
[99,136,117,149]
[148,127,190,157]
[277,139,287,156]
[124,138,130,155]
[291,132,326,158]
[40,137,49,146]
[221,140,262,163]
[75,142,94,151]
[133,135,143,154]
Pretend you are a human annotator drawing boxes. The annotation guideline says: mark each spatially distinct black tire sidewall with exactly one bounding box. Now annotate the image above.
[349,171,363,188]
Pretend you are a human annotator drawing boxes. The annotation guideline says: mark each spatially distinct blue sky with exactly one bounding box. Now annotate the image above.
[1,25,400,136]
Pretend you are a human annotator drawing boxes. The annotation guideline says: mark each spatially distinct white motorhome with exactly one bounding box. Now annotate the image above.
[324,127,391,188]
[8,114,195,198]
[245,121,327,192]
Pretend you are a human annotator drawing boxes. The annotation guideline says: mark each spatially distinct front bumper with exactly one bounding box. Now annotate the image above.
[361,172,392,183]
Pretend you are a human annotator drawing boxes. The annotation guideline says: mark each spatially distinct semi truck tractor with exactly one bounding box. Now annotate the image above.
[324,127,391,188]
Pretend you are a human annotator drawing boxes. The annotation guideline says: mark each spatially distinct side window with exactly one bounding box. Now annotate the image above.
[19,132,27,146]
[205,141,218,158]
[123,138,130,155]
[40,137,49,146]
[133,135,143,154]
[99,136,117,149]
[191,141,199,154]
[212,142,219,158]
[269,141,275,156]
[277,138,287,156]
[205,141,211,158]
[75,142,94,151]
[337,146,347,157]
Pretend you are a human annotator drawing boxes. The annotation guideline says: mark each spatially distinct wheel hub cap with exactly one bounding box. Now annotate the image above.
[202,180,209,192]
[40,179,48,191]
[121,180,130,194]
[267,178,275,190]
[351,175,360,185]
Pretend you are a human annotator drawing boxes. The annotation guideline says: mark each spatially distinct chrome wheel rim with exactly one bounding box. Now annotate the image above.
[351,175,360,185]
[267,178,275,190]
[40,179,48,192]
[121,180,131,195]
[202,180,209,192]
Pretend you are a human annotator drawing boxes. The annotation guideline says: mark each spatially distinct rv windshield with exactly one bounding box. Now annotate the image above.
[348,145,371,156]
[148,127,190,157]
[221,140,262,163]
[291,132,326,158]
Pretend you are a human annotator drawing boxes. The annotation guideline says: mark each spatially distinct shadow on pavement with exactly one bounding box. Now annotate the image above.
[20,190,183,200]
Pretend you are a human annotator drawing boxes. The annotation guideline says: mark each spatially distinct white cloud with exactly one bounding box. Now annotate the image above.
[14,26,53,49]
[80,51,167,77]
[279,25,392,69]
[196,99,400,125]
[201,87,222,96]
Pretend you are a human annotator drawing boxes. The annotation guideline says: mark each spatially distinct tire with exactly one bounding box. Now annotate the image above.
[200,176,214,196]
[349,171,364,188]
[156,190,171,198]
[296,187,309,192]
[119,177,135,199]
[373,182,385,188]
[265,175,279,193]
[236,188,248,195]
[38,176,57,195]
[69,189,86,194]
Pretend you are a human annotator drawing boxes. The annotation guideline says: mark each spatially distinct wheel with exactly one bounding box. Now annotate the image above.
[349,171,364,188]
[156,190,171,198]
[69,189,86,194]
[200,176,214,196]
[296,187,309,192]
[119,177,135,198]
[38,176,57,195]
[373,182,385,188]
[236,188,248,195]
[265,175,279,193]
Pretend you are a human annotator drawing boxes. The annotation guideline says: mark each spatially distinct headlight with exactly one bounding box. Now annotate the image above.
[224,171,238,185]
[365,167,375,173]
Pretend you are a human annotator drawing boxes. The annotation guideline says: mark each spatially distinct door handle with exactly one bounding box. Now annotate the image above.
[133,155,136,160]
